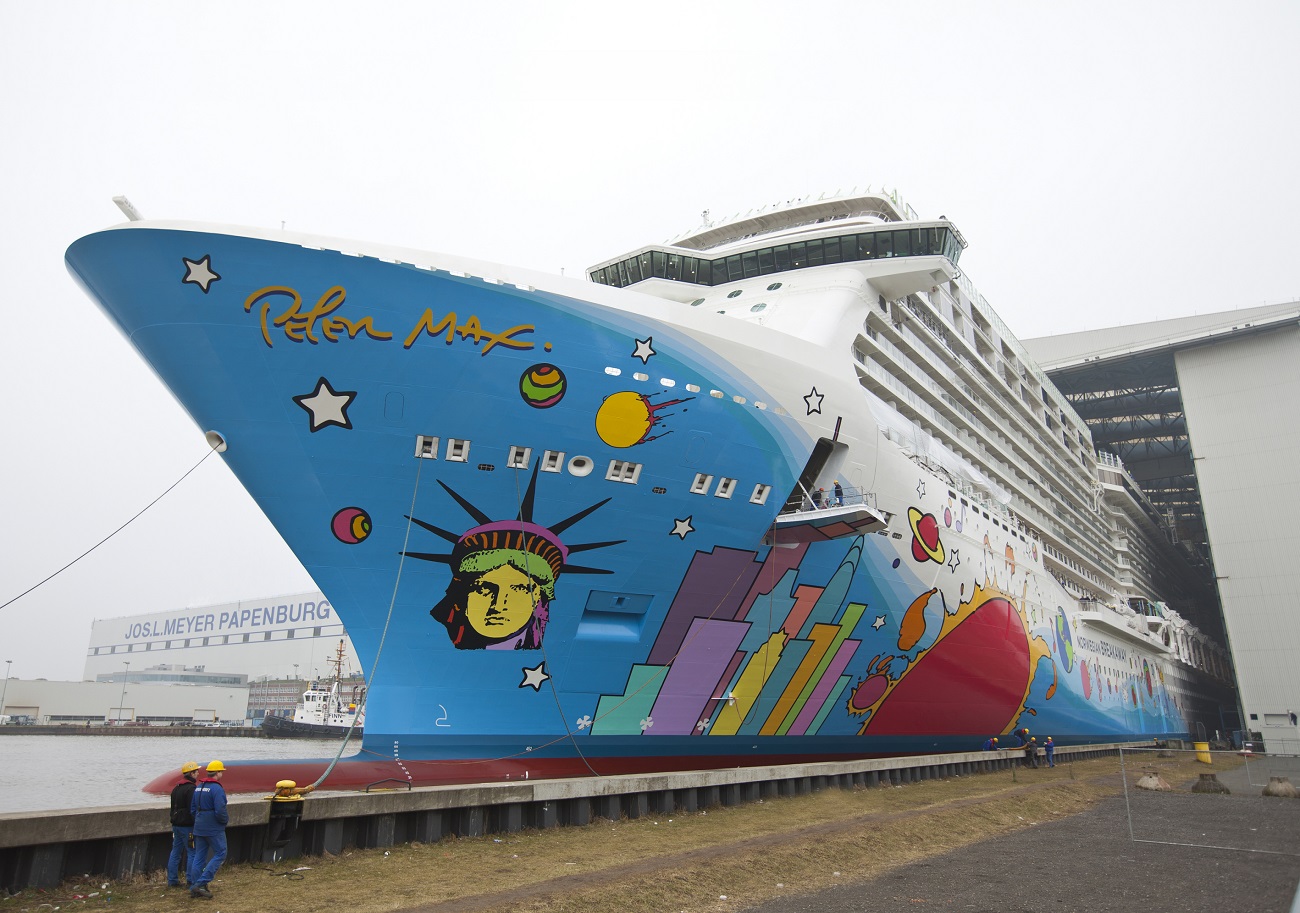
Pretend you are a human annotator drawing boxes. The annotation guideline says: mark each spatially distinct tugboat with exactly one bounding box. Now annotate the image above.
[261,641,365,739]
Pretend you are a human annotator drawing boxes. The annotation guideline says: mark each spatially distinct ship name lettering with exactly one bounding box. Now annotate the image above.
[245,285,394,347]
[403,309,534,354]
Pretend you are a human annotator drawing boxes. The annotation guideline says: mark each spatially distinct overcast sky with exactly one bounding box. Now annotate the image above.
[2,1,1297,681]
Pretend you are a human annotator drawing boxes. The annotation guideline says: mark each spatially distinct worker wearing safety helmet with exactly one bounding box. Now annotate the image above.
[187,760,230,899]
[166,761,201,888]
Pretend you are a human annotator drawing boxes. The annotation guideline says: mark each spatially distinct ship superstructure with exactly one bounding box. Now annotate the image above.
[591,190,1232,687]
[65,188,1234,794]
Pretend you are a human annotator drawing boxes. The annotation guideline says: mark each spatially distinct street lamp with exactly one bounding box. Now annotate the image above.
[118,661,130,723]
[1,660,12,717]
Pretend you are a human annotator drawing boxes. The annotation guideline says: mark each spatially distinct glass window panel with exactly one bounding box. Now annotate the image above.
[912,228,930,256]
[823,237,842,264]
[789,242,806,269]
[666,255,681,281]
[640,253,653,278]
[806,238,824,266]
[592,268,605,285]
[858,233,876,259]
[617,260,629,286]
[679,257,693,283]
[727,255,743,281]
[893,230,911,257]
[774,245,791,271]
[651,250,666,278]
[625,256,642,283]
[757,248,775,274]
[742,251,759,278]
[712,260,728,285]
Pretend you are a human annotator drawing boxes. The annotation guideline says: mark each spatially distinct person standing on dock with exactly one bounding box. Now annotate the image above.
[187,760,230,900]
[166,761,200,888]
[1044,736,1055,767]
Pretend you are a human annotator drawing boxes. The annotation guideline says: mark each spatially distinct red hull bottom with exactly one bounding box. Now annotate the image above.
[142,751,890,796]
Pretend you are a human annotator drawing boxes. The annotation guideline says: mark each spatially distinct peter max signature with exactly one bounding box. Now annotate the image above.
[244,285,535,354]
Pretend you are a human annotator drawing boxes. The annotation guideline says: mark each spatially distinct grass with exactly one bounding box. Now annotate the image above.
[8,755,1239,913]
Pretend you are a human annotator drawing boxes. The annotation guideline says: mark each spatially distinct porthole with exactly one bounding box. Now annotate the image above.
[690,298,705,307]
[727,289,743,298]
[567,455,594,477]
[767,282,782,291]
[750,303,767,313]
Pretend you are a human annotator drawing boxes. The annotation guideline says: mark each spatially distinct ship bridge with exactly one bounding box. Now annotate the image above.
[586,190,966,292]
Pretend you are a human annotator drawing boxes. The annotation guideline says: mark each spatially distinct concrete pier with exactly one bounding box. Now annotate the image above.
[0,743,1125,891]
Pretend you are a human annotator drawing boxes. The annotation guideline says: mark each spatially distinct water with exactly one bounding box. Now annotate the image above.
[0,736,360,814]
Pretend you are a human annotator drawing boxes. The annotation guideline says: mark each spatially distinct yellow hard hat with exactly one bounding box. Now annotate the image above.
[181,761,201,774]
[206,760,226,772]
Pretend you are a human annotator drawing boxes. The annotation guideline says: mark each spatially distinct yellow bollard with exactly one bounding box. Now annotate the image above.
[1193,741,1211,763]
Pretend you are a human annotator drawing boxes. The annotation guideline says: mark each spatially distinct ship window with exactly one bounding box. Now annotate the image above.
[726,255,743,281]
[624,257,641,283]
[897,230,914,256]
[712,260,729,285]
[773,246,791,271]
[690,472,714,494]
[686,383,701,392]
[616,261,629,286]
[754,401,767,410]
[507,445,532,469]
[665,255,681,281]
[650,250,665,278]
[446,438,470,462]
[710,389,724,398]
[286,630,295,639]
[567,455,593,477]
[742,252,759,278]
[757,249,775,274]
[877,233,893,258]
[639,253,652,279]
[690,298,705,306]
[750,303,766,313]
[715,477,737,499]
[767,281,782,291]
[540,449,566,473]
[313,627,322,636]
[823,237,842,264]
[789,241,806,269]
[264,632,272,641]
[859,234,876,259]
[750,483,772,505]
[660,378,676,387]
[806,238,824,266]
[415,435,439,459]
[606,459,642,483]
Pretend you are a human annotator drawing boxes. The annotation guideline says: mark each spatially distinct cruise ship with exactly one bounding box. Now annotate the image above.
[65,189,1235,794]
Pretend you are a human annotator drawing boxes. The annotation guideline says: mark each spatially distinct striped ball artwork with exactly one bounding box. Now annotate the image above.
[519,363,567,409]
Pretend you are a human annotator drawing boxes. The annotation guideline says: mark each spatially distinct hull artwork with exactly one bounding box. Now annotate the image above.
[65,207,1207,795]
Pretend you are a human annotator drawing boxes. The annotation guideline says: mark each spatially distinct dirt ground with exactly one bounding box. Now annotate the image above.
[9,755,1298,913]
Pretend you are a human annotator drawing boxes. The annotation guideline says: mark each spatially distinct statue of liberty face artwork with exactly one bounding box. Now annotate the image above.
[403,463,620,650]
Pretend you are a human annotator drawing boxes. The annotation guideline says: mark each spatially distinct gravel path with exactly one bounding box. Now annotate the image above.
[745,788,1300,913]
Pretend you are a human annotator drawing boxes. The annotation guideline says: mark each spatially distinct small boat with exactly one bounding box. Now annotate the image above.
[261,641,365,739]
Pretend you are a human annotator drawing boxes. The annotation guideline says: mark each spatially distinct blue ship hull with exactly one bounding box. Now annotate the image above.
[66,223,1208,792]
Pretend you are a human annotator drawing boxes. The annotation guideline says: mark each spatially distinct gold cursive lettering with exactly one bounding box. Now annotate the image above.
[245,285,393,347]
[243,285,531,355]
[403,309,534,354]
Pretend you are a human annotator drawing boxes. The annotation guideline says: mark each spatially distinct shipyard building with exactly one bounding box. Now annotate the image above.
[0,591,362,725]
[82,590,359,683]
[1024,300,1300,750]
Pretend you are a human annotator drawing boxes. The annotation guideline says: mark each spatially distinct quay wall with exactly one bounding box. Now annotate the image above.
[0,743,1128,891]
